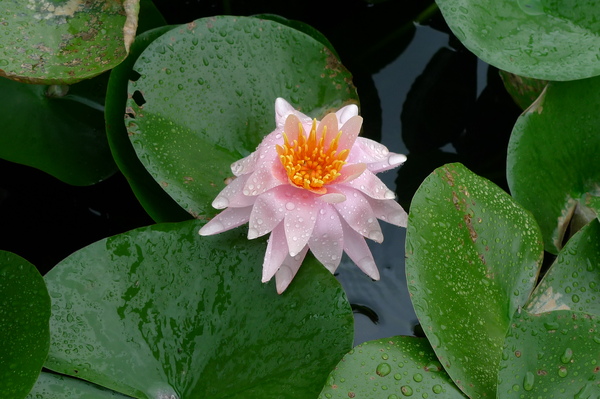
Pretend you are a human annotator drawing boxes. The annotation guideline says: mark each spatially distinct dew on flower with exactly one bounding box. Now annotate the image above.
[199,98,407,293]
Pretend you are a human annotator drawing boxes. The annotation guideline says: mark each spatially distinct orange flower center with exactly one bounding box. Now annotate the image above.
[276,119,349,193]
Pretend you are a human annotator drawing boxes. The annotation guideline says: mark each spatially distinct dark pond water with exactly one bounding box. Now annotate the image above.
[0,0,522,346]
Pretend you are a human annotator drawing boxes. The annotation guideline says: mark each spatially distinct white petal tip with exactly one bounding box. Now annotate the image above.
[389,153,407,166]
[198,221,224,236]
[247,227,259,240]
[357,257,380,280]
[320,193,347,204]
[212,196,229,209]
[368,230,384,243]
[384,189,396,200]
[389,210,408,227]
[275,265,293,294]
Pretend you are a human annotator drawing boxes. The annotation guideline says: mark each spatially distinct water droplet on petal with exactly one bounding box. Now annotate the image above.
[285,202,295,210]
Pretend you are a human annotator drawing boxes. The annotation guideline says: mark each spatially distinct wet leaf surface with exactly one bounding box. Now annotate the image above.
[507,76,600,254]
[318,336,467,398]
[44,220,353,398]
[436,0,600,80]
[0,73,117,186]
[0,0,138,84]
[0,251,51,399]
[125,15,358,220]
[405,162,543,397]
[27,372,131,399]
[106,25,191,222]
[527,219,600,317]
[497,309,600,398]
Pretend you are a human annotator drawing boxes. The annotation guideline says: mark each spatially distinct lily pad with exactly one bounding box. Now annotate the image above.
[0,0,138,84]
[0,73,117,186]
[498,70,548,110]
[0,251,51,399]
[436,0,600,81]
[125,15,358,220]
[318,336,467,398]
[405,163,543,398]
[527,218,600,316]
[106,25,191,222]
[43,219,354,398]
[507,76,600,254]
[27,372,131,399]
[497,309,600,398]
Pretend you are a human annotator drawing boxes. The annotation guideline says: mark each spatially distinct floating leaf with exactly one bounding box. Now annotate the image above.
[527,218,600,317]
[405,162,543,397]
[436,0,600,80]
[106,25,191,222]
[497,310,600,398]
[0,251,50,399]
[498,70,548,110]
[44,220,353,398]
[27,372,130,399]
[0,73,117,186]
[125,15,358,220]
[0,0,138,84]
[319,336,467,398]
[507,76,600,254]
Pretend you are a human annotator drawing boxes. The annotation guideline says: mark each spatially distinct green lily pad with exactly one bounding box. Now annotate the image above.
[405,162,543,398]
[0,251,51,399]
[527,218,600,317]
[0,0,138,84]
[0,73,117,186]
[44,220,354,398]
[106,25,191,222]
[436,0,600,81]
[507,76,600,254]
[497,310,600,398]
[498,70,548,110]
[125,15,358,220]
[27,372,131,399]
[318,336,467,398]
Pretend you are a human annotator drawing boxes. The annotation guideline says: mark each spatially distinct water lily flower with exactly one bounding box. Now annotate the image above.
[199,98,407,293]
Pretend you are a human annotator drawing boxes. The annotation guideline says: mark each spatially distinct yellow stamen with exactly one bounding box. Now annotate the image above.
[276,119,348,193]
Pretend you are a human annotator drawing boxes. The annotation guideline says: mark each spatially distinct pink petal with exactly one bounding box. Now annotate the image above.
[308,204,344,273]
[366,196,408,227]
[231,152,258,177]
[333,186,384,243]
[317,113,340,145]
[282,192,319,257]
[348,137,406,173]
[341,221,380,280]
[345,169,396,200]
[336,163,367,184]
[248,190,286,239]
[319,191,347,204]
[242,160,284,197]
[335,103,359,125]
[262,222,288,283]
[275,245,309,294]
[337,115,363,153]
[283,113,302,143]
[211,174,255,209]
[198,207,252,236]
[275,98,312,129]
